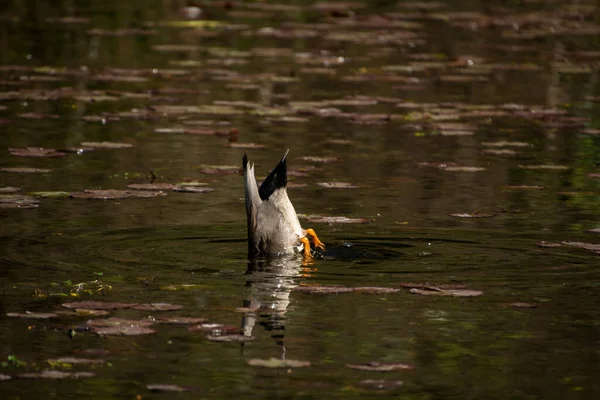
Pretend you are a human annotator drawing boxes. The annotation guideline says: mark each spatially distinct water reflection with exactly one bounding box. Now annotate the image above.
[241,255,306,352]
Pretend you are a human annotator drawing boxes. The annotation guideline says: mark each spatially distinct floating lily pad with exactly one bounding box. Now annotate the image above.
[47,357,105,365]
[297,156,341,163]
[0,195,39,209]
[92,325,156,336]
[562,242,600,254]
[62,301,138,310]
[509,302,539,308]
[410,288,483,297]
[152,316,208,325]
[80,141,134,149]
[303,215,370,224]
[29,191,71,198]
[9,147,66,157]
[0,374,11,381]
[247,358,311,368]
[444,166,487,172]
[6,311,58,319]
[518,165,569,170]
[449,213,495,218]
[87,318,154,328]
[70,190,166,199]
[132,303,183,311]
[226,142,266,149]
[0,187,20,193]
[18,370,95,380]
[317,182,360,189]
[147,384,191,392]
[358,379,404,390]
[537,241,562,248]
[206,334,255,342]
[1,167,52,173]
[57,309,110,317]
[353,287,401,294]
[400,283,467,290]
[346,362,414,371]
[504,185,544,190]
[160,284,208,291]
[128,183,176,191]
[481,149,517,156]
[293,286,354,294]
[172,186,214,193]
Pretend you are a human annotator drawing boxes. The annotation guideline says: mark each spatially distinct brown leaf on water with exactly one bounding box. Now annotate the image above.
[6,311,57,319]
[293,285,354,294]
[18,370,95,379]
[247,358,311,368]
[70,190,166,199]
[9,147,66,157]
[449,212,495,218]
[346,362,414,371]
[317,182,360,189]
[62,301,138,310]
[80,141,134,149]
[152,316,208,325]
[128,183,176,191]
[147,384,191,392]
[353,287,401,294]
[1,167,52,173]
[132,303,183,311]
[358,379,404,390]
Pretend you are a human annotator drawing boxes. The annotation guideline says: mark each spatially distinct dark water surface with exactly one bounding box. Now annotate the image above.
[1,0,599,398]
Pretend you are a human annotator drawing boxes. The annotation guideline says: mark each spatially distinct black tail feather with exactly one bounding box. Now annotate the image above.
[242,153,249,171]
[258,150,289,201]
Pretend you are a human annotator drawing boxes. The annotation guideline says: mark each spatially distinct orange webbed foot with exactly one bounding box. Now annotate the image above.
[305,228,325,250]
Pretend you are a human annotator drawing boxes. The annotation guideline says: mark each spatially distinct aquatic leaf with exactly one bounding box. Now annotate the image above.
[562,242,600,254]
[172,186,214,193]
[188,324,240,335]
[346,362,414,371]
[206,334,255,342]
[294,286,354,294]
[128,183,176,191]
[537,241,562,248]
[17,370,95,379]
[159,284,208,291]
[317,182,360,189]
[152,316,208,325]
[443,166,486,172]
[0,374,11,381]
[80,141,133,149]
[297,156,341,163]
[0,187,20,193]
[1,167,52,173]
[449,213,495,218]
[410,288,483,297]
[481,141,530,147]
[29,191,71,198]
[247,358,311,368]
[588,228,600,234]
[9,147,66,157]
[62,301,138,310]
[132,303,183,311]
[353,287,401,294]
[481,149,517,156]
[147,384,191,392]
[6,311,58,319]
[92,325,156,336]
[87,318,154,328]
[70,190,166,199]
[504,185,544,190]
[47,357,105,365]
[358,379,404,390]
[518,165,569,170]
[304,215,370,224]
[56,309,110,317]
[0,195,39,209]
[226,142,266,149]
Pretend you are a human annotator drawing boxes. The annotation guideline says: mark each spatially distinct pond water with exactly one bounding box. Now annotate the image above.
[1,0,599,398]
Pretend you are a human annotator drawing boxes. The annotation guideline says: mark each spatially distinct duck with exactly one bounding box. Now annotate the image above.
[243,150,325,259]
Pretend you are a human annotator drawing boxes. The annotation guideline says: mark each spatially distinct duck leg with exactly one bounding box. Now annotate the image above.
[305,228,325,250]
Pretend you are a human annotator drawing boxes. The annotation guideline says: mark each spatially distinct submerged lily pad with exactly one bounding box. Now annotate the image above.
[304,215,370,224]
[128,183,176,191]
[17,370,95,379]
[29,191,71,198]
[172,186,214,193]
[188,324,240,335]
[294,286,354,294]
[346,362,414,371]
[1,167,52,173]
[62,301,138,310]
[147,384,191,392]
[247,358,311,368]
[317,182,360,189]
[92,325,156,336]
[410,288,483,297]
[449,213,495,218]
[87,318,154,328]
[9,147,66,157]
[353,287,401,294]
[509,302,539,309]
[358,379,404,390]
[47,357,105,365]
[132,303,183,311]
[70,190,166,199]
[152,316,208,325]
[562,242,600,254]
[518,164,569,170]
[206,334,255,342]
[0,187,20,193]
[0,195,39,209]
[6,311,58,319]
[80,141,134,149]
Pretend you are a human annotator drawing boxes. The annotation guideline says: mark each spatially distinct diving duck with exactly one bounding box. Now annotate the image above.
[243,150,325,259]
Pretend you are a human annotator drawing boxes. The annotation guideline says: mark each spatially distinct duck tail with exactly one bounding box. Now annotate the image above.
[258,150,289,201]
[243,153,261,258]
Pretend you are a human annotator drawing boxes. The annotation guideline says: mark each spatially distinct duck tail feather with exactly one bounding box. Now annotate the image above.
[258,151,288,201]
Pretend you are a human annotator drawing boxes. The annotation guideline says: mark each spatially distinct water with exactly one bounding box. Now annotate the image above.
[1,0,599,398]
